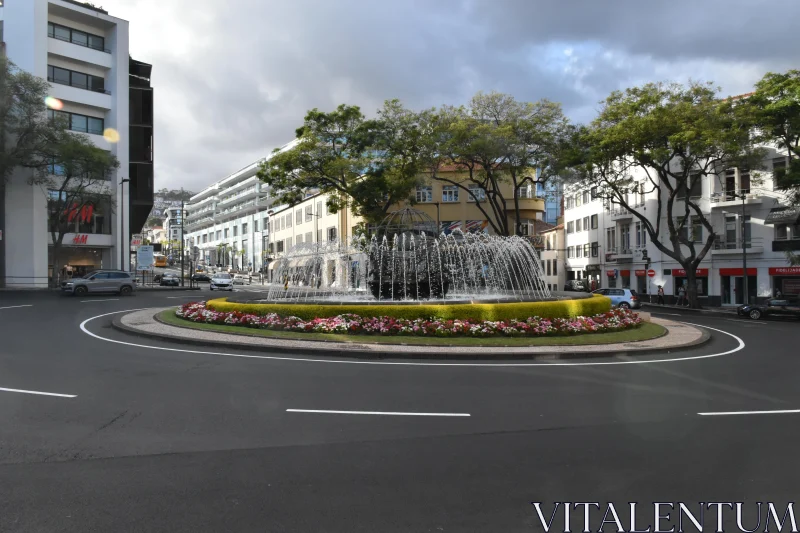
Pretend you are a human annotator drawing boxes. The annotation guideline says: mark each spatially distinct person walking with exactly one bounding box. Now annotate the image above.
[657,285,665,305]
[676,284,687,307]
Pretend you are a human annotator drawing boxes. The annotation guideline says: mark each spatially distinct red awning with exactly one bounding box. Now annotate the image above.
[620,270,631,276]
[720,268,757,276]
[606,270,616,276]
[769,266,800,276]
[673,268,709,277]
[634,269,646,276]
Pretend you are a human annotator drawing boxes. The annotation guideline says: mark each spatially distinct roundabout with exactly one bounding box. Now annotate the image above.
[0,290,798,532]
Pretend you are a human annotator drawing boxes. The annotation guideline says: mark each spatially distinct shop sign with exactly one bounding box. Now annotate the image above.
[620,270,631,277]
[673,268,709,277]
[634,269,646,276]
[137,245,154,270]
[606,270,616,277]
[719,268,757,276]
[769,266,800,276]
[131,234,143,246]
[72,234,88,244]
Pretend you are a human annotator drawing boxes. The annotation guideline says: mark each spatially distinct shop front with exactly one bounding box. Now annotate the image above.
[720,267,758,305]
[48,244,112,281]
[769,266,800,297]
[672,268,709,302]
[634,269,650,295]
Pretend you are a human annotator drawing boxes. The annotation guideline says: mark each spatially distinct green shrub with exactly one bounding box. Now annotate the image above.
[205,294,611,321]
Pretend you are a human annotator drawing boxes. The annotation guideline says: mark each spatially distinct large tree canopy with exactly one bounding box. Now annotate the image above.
[572,81,761,307]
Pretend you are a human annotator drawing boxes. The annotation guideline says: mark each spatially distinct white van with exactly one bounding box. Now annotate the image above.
[233,274,250,285]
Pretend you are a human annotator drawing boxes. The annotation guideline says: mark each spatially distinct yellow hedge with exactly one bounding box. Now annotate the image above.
[205,294,611,321]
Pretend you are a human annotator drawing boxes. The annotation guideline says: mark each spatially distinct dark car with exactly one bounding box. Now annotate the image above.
[191,272,211,282]
[160,273,180,286]
[738,298,800,320]
[564,280,588,292]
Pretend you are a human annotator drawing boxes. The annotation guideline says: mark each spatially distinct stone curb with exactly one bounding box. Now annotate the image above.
[641,302,739,317]
[110,308,712,361]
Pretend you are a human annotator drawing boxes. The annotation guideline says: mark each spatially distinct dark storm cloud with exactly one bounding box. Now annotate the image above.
[114,0,796,192]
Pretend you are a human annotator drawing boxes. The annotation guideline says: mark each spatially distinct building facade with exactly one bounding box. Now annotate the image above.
[0,0,152,286]
[539,224,565,291]
[562,152,800,305]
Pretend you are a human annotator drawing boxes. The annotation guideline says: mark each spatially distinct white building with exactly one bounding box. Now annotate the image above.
[1,0,153,285]
[539,224,566,292]
[562,153,800,306]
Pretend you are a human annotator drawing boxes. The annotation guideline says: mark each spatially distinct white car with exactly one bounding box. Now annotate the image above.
[233,274,250,285]
[209,272,233,291]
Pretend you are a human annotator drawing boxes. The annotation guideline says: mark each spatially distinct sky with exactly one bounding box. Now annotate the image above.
[108,0,800,194]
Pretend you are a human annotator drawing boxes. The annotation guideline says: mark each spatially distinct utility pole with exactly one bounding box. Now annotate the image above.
[119,178,130,270]
[741,192,748,305]
[180,195,185,287]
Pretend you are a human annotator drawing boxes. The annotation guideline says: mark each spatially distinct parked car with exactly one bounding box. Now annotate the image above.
[62,270,136,296]
[233,274,250,285]
[160,273,180,287]
[591,288,641,309]
[191,272,211,282]
[209,272,234,291]
[564,280,589,292]
[738,298,800,320]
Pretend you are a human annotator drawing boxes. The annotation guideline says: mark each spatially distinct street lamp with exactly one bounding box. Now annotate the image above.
[119,178,130,271]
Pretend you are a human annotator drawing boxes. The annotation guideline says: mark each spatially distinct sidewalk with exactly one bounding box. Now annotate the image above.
[641,302,738,316]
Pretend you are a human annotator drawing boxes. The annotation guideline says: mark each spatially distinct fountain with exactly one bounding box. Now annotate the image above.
[257,208,552,304]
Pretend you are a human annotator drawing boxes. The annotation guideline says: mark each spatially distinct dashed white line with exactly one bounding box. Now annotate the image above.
[287,409,470,417]
[79,309,746,368]
[80,299,120,303]
[0,387,76,398]
[699,408,800,416]
[0,304,33,310]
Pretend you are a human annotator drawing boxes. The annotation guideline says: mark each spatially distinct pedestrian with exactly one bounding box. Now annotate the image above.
[775,289,783,299]
[676,285,687,307]
[657,285,665,305]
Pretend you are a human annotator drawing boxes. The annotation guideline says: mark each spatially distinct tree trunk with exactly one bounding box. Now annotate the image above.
[684,268,700,309]
[0,178,6,288]
[50,240,62,289]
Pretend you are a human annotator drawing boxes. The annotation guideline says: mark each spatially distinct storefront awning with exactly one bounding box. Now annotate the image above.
[764,206,800,225]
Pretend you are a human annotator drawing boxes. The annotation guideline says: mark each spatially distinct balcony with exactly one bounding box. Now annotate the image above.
[710,189,764,209]
[609,208,633,221]
[772,237,800,252]
[48,35,112,69]
[711,237,764,255]
[217,185,260,207]
[606,247,633,261]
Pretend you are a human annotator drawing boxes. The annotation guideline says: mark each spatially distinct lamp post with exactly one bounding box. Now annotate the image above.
[119,178,130,271]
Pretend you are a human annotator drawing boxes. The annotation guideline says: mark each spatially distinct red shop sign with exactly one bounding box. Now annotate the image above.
[72,234,88,244]
[720,268,757,276]
[769,266,800,276]
[606,270,616,276]
[634,269,646,276]
[673,268,709,277]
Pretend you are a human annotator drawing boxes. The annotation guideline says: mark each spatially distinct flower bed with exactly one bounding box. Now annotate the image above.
[176,302,643,338]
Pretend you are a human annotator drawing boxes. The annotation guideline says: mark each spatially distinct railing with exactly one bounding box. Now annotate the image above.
[218,186,258,205]
[610,208,632,217]
[49,33,111,54]
[710,188,759,203]
[514,189,540,200]
[47,77,111,95]
[713,237,763,250]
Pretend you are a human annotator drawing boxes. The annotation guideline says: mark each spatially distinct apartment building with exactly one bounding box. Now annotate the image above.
[538,224,565,291]
[562,152,800,306]
[1,0,153,285]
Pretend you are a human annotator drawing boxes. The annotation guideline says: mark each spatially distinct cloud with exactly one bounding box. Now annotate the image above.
[109,0,798,193]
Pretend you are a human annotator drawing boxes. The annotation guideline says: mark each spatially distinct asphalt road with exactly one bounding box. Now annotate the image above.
[1,291,798,532]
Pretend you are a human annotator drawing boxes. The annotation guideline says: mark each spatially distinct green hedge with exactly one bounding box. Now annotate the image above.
[205,294,611,321]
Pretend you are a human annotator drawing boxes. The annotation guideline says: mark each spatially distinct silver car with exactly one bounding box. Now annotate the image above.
[62,270,136,296]
[209,272,234,291]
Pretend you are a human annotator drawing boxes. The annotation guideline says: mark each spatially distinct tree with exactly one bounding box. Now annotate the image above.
[423,92,569,235]
[572,81,761,308]
[36,131,119,286]
[0,57,62,287]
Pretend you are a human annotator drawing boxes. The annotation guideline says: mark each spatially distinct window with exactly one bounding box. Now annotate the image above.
[48,22,106,52]
[202,234,207,244]
[305,231,312,243]
[620,224,631,252]
[776,224,790,240]
[296,209,303,225]
[442,186,459,202]
[224,228,229,238]
[546,235,551,251]
[285,213,291,228]
[591,242,598,257]
[591,214,598,229]
[317,201,322,218]
[582,191,591,204]
[233,226,238,237]
[263,218,268,232]
[327,227,337,241]
[575,246,582,258]
[740,169,751,194]
[575,218,582,232]
[566,221,574,234]
[583,244,589,257]
[216,231,221,240]
[276,240,284,253]
[553,259,558,276]
[567,247,574,259]
[416,186,433,203]
[583,216,589,231]
[468,185,486,202]
[48,110,105,135]
[546,260,551,276]
[575,194,582,207]
[566,197,574,210]
[606,227,616,252]
[305,205,313,222]
[590,187,598,200]
[254,220,259,232]
[691,218,703,243]
[297,235,303,245]
[47,65,106,93]
[242,223,248,234]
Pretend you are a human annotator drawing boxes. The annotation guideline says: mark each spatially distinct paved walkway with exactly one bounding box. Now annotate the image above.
[113,308,709,359]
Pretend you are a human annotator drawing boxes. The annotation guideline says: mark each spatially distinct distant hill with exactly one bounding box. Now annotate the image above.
[144,188,196,228]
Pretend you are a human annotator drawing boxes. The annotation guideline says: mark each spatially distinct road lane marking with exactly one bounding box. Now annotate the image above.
[699,408,800,416]
[0,387,76,398]
[0,305,33,310]
[80,299,120,303]
[287,409,470,417]
[80,310,746,368]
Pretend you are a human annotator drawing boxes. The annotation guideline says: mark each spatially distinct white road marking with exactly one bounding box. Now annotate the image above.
[699,408,800,416]
[287,409,470,417]
[0,387,76,398]
[80,299,119,303]
[0,304,33,310]
[79,309,746,368]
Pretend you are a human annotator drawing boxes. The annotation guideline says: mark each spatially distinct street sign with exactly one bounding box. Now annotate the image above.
[131,234,143,246]
[137,245,154,271]
[647,269,656,278]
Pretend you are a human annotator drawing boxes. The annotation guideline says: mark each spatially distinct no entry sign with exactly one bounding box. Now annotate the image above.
[647,269,656,277]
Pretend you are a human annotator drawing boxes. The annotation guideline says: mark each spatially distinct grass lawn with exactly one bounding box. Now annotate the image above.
[158,309,667,347]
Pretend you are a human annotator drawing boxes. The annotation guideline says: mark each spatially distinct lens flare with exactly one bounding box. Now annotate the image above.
[45,96,64,110]
[103,128,120,143]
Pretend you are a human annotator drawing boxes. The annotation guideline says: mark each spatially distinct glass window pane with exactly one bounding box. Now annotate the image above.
[52,67,70,85]
[71,30,88,47]
[88,117,104,135]
[88,35,105,51]
[54,25,70,41]
[71,114,88,133]
[89,75,105,93]
[48,23,55,38]
[71,71,88,89]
